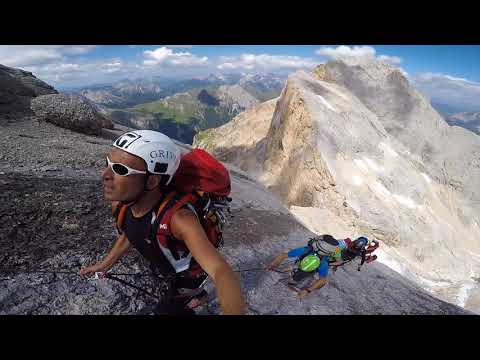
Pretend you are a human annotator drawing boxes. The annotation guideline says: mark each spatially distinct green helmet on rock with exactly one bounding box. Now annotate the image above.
[112,130,181,185]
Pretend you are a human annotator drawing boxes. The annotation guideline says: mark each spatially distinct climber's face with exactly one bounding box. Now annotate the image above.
[102,148,147,202]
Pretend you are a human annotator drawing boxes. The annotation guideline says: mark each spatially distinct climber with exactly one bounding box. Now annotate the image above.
[265,235,378,299]
[80,130,246,315]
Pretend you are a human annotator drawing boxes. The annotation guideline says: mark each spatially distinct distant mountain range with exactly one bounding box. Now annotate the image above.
[444,112,480,135]
[431,102,480,135]
[73,73,255,109]
[430,102,466,117]
[72,73,286,143]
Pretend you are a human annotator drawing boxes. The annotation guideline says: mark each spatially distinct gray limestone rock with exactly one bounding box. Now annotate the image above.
[31,93,114,135]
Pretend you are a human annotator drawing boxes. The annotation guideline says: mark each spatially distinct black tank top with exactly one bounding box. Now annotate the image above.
[123,203,173,274]
[123,201,197,274]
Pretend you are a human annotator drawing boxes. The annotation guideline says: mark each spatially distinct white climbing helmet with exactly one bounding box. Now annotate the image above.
[112,130,181,185]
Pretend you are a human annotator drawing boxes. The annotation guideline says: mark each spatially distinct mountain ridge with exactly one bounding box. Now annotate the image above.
[95,74,285,143]
[194,60,480,312]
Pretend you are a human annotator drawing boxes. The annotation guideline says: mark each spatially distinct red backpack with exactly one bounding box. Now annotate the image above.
[114,148,232,278]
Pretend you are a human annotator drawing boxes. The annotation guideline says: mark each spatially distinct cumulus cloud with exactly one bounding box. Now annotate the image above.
[61,46,97,55]
[0,45,410,90]
[0,45,96,68]
[217,53,317,71]
[0,45,209,88]
[103,61,122,67]
[0,46,62,67]
[377,54,402,65]
[142,47,208,67]
[316,45,403,65]
[412,72,480,111]
[163,45,193,49]
[316,45,376,59]
[20,58,138,88]
[100,60,124,73]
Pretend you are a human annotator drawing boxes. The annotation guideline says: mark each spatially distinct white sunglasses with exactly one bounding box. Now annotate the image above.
[106,156,147,176]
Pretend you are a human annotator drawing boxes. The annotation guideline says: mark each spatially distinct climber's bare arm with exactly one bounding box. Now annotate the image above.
[298,277,329,299]
[80,201,131,276]
[308,277,329,291]
[265,253,289,271]
[171,208,247,315]
[80,232,131,276]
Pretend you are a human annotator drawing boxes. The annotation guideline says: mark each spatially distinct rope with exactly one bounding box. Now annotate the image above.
[0,268,80,275]
[233,267,265,273]
[0,267,151,277]
[0,256,371,302]
[103,273,161,300]
[0,257,365,279]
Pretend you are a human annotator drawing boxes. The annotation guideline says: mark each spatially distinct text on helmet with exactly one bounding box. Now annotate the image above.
[150,150,177,161]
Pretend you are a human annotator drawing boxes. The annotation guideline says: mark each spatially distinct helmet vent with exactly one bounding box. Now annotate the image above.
[154,162,168,173]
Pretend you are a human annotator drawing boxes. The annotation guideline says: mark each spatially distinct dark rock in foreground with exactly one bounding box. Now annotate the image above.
[0,64,57,117]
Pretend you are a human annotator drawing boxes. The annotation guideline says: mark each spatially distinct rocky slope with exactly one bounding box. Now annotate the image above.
[194,60,480,313]
[215,84,260,113]
[0,116,470,315]
[195,97,278,178]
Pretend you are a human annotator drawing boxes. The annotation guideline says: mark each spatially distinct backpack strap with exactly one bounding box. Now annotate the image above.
[155,191,178,219]
[147,192,206,271]
[161,193,200,228]
[114,202,134,235]
[114,191,175,236]
[149,191,177,239]
[158,193,200,255]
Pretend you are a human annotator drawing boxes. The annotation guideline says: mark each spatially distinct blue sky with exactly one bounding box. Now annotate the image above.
[81,45,480,81]
[1,45,479,110]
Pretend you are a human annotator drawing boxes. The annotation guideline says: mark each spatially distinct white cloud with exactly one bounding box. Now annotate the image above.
[142,47,208,67]
[315,45,403,66]
[217,53,317,71]
[101,60,123,73]
[104,62,122,67]
[316,45,376,59]
[61,46,97,55]
[416,72,475,85]
[412,72,480,111]
[0,46,63,67]
[377,54,402,65]
[163,45,193,49]
[0,45,96,68]
[6,48,212,88]
[443,74,472,83]
[19,58,138,88]
[56,63,82,71]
